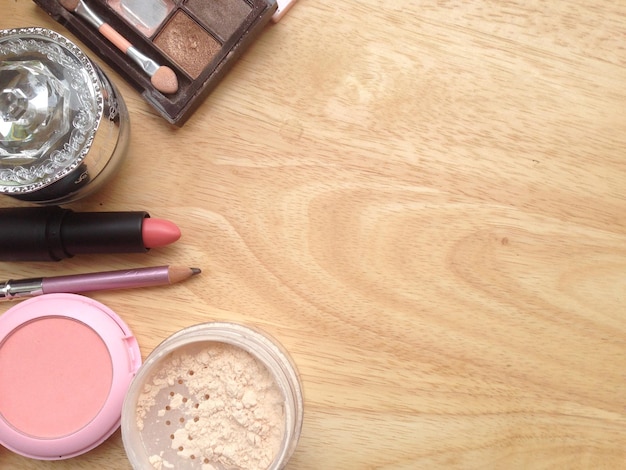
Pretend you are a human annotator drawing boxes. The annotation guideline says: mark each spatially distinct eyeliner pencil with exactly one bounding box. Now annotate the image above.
[0,265,201,301]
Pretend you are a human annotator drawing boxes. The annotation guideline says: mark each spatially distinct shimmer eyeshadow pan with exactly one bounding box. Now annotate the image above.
[34,0,278,125]
[154,10,221,79]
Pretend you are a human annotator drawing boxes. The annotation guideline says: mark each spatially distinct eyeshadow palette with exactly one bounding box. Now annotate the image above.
[34,0,278,125]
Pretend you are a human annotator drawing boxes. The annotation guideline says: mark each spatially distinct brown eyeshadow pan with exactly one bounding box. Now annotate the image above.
[154,10,221,79]
[186,0,252,42]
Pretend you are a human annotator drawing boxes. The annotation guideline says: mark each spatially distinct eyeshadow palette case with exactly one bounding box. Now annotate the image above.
[34,0,277,125]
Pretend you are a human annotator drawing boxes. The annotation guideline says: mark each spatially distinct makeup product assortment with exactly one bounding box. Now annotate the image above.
[0,2,304,467]
[0,28,129,204]
[34,0,282,125]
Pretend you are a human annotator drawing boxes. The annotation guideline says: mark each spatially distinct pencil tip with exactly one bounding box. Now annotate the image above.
[191,267,201,275]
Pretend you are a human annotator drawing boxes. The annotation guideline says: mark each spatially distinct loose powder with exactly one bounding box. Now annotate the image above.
[136,342,285,469]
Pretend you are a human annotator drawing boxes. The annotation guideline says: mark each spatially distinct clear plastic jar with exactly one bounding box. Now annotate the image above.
[122,322,304,470]
[0,28,129,204]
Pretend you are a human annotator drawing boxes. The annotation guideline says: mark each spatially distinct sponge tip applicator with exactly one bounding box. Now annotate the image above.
[59,0,179,94]
[151,66,179,94]
[58,0,80,9]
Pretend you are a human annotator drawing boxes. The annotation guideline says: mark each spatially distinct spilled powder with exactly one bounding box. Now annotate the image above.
[136,342,285,469]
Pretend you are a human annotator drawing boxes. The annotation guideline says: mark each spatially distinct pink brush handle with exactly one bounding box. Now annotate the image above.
[98,23,131,53]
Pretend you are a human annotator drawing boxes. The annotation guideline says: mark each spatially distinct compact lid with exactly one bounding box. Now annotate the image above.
[0,27,103,194]
[0,293,141,460]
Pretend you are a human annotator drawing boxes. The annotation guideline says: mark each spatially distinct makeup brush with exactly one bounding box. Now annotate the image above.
[58,0,178,94]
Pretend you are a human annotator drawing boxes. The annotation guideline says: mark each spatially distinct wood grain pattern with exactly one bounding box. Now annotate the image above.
[1,1,625,468]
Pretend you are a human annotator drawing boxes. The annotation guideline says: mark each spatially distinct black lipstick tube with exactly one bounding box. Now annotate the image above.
[0,206,149,261]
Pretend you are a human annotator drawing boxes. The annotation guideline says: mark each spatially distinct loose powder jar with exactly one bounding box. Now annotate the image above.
[122,322,304,470]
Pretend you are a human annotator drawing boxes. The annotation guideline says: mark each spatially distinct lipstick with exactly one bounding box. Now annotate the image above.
[0,206,181,261]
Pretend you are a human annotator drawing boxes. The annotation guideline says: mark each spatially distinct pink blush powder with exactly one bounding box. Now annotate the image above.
[0,317,113,438]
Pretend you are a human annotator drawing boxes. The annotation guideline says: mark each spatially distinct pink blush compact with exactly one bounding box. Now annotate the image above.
[0,317,113,438]
[0,294,141,460]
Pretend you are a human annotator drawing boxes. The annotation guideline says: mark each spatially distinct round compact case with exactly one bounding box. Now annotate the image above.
[0,293,141,459]
[0,27,129,204]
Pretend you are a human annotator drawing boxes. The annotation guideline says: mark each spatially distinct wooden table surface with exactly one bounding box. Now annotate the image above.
[2,1,625,468]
